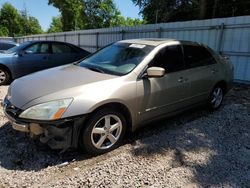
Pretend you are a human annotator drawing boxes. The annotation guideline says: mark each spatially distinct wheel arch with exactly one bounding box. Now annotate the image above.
[86,102,133,133]
[0,63,12,82]
[214,80,228,94]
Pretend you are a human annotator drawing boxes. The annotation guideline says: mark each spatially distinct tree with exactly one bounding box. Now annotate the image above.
[48,0,144,31]
[48,0,84,31]
[82,0,122,29]
[116,17,145,27]
[0,3,21,36]
[0,2,43,37]
[47,16,63,33]
[132,0,250,23]
[0,27,9,37]
[19,10,43,35]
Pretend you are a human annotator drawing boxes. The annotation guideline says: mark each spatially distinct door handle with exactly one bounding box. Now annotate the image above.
[211,69,217,74]
[178,77,184,83]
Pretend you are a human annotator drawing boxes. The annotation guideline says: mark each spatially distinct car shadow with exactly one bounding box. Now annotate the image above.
[128,86,250,187]
[0,122,89,171]
[0,85,249,188]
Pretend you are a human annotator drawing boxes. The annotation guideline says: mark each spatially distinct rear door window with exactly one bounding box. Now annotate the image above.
[183,45,216,68]
[52,43,76,54]
[150,45,185,73]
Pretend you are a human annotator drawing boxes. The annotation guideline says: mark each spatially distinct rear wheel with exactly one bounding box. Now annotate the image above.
[79,108,126,155]
[0,68,10,85]
[208,85,224,110]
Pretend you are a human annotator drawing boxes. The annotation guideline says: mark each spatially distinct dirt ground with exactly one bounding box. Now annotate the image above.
[0,84,249,187]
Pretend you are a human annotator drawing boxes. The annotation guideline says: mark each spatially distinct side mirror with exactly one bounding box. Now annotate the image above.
[146,67,165,78]
[221,55,229,60]
[18,50,25,57]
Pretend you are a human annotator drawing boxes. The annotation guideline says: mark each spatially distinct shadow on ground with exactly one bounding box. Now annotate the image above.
[0,86,249,187]
[0,122,87,171]
[129,86,250,187]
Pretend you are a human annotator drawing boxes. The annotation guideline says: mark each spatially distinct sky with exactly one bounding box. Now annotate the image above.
[0,0,141,31]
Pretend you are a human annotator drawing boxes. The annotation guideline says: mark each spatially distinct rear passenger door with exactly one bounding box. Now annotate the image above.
[182,44,219,104]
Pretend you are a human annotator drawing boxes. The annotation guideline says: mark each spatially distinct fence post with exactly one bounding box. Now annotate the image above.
[121,30,125,40]
[96,32,99,50]
[54,35,56,41]
[64,34,66,42]
[217,23,225,54]
[45,35,48,41]
[156,27,162,38]
[78,33,80,47]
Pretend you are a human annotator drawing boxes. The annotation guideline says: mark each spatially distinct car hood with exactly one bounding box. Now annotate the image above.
[10,64,118,108]
[0,52,14,58]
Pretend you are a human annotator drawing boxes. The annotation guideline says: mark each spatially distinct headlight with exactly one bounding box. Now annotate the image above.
[19,98,73,120]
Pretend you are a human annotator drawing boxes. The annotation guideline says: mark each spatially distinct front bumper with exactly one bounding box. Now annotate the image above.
[1,98,86,150]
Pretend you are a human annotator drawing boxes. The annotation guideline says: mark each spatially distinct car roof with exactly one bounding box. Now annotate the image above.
[119,38,199,46]
[0,40,18,45]
[26,40,73,44]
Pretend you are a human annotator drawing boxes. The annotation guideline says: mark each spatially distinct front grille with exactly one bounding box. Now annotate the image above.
[4,99,22,118]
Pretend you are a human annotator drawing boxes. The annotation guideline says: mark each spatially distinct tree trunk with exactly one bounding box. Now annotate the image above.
[199,0,207,19]
[212,0,219,18]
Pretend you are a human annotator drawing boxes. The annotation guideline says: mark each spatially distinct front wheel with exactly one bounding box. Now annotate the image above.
[79,108,126,155]
[208,85,224,110]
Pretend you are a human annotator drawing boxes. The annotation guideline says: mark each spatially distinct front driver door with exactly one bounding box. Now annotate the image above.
[14,42,50,78]
[137,45,190,123]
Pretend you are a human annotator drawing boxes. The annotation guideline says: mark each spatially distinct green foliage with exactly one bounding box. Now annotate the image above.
[48,0,84,31]
[19,10,43,35]
[132,0,250,23]
[0,2,43,37]
[0,3,21,36]
[82,0,124,29]
[48,0,144,32]
[47,16,63,33]
[114,16,145,27]
[0,27,9,36]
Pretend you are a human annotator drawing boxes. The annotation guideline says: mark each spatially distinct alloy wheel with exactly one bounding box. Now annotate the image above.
[211,87,223,109]
[91,114,123,150]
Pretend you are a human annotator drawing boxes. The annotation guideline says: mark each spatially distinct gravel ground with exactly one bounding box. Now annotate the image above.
[0,84,249,187]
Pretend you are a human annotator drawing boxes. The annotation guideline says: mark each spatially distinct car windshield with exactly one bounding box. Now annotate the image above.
[5,41,31,54]
[77,42,154,76]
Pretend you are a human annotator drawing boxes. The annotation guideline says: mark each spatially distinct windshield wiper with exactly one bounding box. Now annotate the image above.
[86,66,105,73]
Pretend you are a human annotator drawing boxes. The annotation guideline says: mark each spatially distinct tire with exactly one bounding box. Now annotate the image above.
[208,85,224,110]
[79,108,126,155]
[0,68,10,85]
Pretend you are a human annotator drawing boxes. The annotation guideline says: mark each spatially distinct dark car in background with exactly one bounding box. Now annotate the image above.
[0,40,90,85]
[0,40,19,52]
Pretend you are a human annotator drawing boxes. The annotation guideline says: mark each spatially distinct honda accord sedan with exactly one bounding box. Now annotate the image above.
[0,40,90,85]
[2,39,234,155]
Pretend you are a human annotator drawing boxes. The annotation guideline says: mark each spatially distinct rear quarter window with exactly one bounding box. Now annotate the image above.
[52,43,76,54]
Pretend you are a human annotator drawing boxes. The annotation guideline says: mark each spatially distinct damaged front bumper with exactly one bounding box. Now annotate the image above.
[2,98,86,150]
